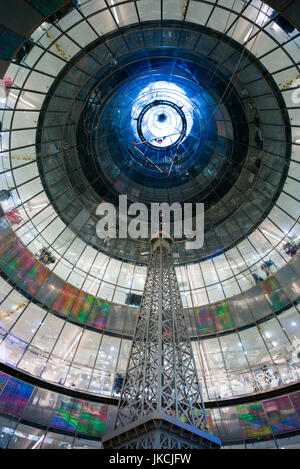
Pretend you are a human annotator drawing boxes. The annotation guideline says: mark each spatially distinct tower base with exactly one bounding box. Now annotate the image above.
[102,413,221,449]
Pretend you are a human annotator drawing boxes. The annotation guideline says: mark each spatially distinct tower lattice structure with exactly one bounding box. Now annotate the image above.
[103,233,221,449]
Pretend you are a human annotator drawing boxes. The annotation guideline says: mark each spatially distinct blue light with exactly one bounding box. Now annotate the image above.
[95,57,223,187]
[131,81,194,149]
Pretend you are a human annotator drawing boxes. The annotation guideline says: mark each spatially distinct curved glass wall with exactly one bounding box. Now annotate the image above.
[193,303,300,400]
[0,0,299,307]
[210,390,300,447]
[0,252,299,400]
[0,370,115,449]
[0,369,300,449]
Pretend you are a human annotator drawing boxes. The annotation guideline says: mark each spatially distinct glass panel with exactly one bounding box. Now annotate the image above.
[0,378,33,417]
[237,401,271,440]
[8,423,45,449]
[263,395,300,434]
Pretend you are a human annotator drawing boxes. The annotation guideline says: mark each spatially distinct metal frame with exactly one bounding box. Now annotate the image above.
[111,233,213,447]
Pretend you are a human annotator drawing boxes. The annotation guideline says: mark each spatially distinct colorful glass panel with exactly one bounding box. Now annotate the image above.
[77,402,108,436]
[259,277,290,311]
[52,283,80,316]
[289,391,300,420]
[50,396,83,432]
[0,377,33,417]
[0,371,9,394]
[69,291,94,324]
[214,301,234,332]
[237,402,271,439]
[194,306,215,335]
[21,261,50,296]
[263,396,300,434]
[87,298,110,330]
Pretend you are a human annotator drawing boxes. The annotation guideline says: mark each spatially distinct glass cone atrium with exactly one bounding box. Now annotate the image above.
[0,0,300,449]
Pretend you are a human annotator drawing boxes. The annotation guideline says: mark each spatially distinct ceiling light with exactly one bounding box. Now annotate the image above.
[19,97,36,108]
[244,27,253,43]
[262,229,282,242]
[63,332,83,360]
[109,0,120,25]
[271,23,280,32]
[32,435,44,450]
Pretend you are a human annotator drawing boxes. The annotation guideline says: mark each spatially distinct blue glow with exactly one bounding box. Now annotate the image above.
[131,81,193,148]
[95,56,230,193]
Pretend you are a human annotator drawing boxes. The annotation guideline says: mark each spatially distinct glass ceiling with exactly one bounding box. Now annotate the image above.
[0,0,299,309]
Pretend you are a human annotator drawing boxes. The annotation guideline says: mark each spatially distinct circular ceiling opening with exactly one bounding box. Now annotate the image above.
[137,99,187,150]
[133,80,193,154]
[36,22,291,264]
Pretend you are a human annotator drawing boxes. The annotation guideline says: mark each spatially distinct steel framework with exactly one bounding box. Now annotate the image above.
[103,233,221,449]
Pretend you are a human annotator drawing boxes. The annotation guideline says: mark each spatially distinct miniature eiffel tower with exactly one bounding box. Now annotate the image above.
[103,233,221,449]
